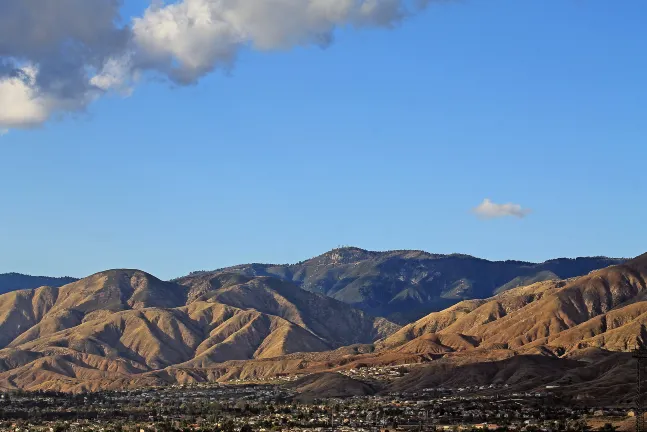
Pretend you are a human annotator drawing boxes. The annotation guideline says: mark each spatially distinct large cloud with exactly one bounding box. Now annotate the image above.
[473,199,532,220]
[131,0,409,84]
[0,0,435,130]
[0,0,129,128]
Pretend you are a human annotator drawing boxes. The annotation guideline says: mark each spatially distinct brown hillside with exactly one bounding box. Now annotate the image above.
[381,255,647,353]
[380,280,561,349]
[0,269,400,392]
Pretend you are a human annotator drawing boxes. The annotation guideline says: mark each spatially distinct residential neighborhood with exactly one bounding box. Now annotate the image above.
[0,377,633,432]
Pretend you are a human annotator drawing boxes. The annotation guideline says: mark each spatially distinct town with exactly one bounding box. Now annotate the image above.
[0,374,633,432]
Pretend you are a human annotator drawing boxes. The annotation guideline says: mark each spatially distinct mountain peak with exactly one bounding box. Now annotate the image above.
[87,268,158,278]
[57,269,188,312]
[318,247,374,264]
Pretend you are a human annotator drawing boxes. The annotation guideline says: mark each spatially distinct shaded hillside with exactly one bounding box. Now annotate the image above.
[389,354,583,391]
[386,349,637,405]
[288,372,378,400]
[190,247,624,323]
[0,273,77,296]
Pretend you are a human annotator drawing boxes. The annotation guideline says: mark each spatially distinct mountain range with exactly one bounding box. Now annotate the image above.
[0,248,640,397]
[181,252,645,403]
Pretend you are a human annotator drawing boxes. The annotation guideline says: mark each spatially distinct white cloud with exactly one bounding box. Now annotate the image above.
[0,65,97,129]
[0,0,128,129]
[130,0,410,84]
[0,66,54,128]
[131,0,245,84]
[473,198,531,219]
[0,0,439,130]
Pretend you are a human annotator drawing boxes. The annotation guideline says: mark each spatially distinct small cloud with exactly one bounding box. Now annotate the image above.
[0,129,8,137]
[473,198,531,219]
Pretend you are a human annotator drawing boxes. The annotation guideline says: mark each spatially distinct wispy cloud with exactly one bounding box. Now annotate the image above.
[473,198,531,219]
[0,0,443,130]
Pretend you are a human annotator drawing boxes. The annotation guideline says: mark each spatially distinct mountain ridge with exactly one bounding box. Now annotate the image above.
[0,273,78,297]
[187,248,623,276]
[184,247,625,323]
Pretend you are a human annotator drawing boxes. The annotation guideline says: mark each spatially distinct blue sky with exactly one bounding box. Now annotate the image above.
[1,0,646,279]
